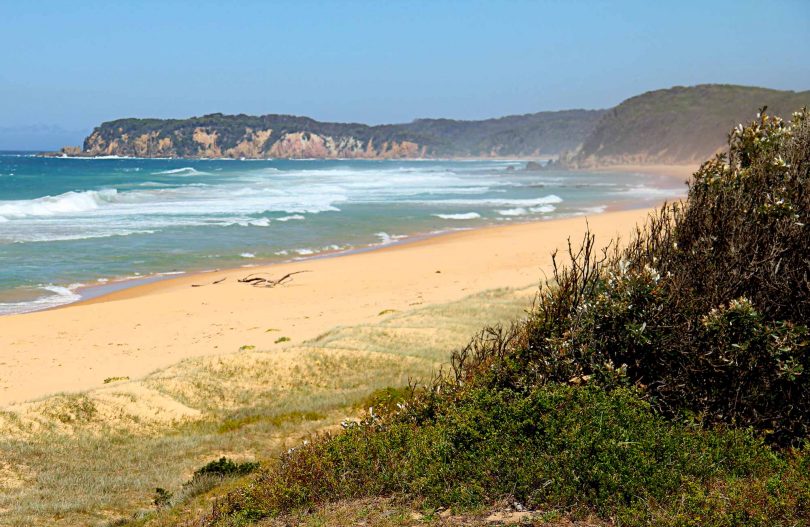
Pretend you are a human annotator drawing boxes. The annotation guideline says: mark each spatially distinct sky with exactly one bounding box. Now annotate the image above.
[1,0,809,149]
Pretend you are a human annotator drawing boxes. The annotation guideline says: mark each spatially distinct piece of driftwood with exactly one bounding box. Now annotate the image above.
[191,277,227,288]
[238,270,310,288]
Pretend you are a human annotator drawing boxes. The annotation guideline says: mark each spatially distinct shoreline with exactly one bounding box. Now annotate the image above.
[0,163,697,407]
[68,198,664,311]
[4,199,682,318]
[0,158,696,317]
[0,207,656,407]
[68,213,574,308]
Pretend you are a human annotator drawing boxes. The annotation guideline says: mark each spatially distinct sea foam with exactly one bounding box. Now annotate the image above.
[497,207,528,216]
[433,212,481,220]
[152,167,210,176]
[0,284,83,316]
[375,232,407,245]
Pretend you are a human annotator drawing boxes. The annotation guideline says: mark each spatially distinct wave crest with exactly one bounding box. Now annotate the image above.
[0,189,119,220]
[433,212,481,220]
[153,167,209,176]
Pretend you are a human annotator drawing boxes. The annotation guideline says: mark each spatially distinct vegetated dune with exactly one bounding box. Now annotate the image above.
[188,110,810,526]
[0,288,533,526]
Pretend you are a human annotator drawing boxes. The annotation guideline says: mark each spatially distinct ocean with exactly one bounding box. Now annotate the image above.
[0,153,686,315]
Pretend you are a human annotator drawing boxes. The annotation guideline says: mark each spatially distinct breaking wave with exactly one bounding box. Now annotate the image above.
[0,189,120,220]
[497,207,528,216]
[152,167,210,176]
[497,204,557,216]
[375,232,408,245]
[433,212,481,220]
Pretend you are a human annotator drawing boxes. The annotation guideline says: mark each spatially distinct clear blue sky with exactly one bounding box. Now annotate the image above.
[1,0,808,149]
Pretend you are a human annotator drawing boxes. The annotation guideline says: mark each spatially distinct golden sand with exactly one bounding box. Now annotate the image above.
[0,208,658,407]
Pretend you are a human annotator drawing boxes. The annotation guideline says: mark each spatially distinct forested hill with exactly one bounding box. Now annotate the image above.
[78,110,605,159]
[72,84,809,162]
[564,84,810,167]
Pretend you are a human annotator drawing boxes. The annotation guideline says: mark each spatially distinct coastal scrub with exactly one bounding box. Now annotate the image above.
[198,109,810,526]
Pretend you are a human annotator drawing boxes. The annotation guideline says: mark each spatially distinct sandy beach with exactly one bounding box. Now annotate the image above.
[0,206,662,407]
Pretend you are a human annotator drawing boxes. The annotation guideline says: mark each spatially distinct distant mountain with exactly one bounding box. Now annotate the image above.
[76,110,605,159]
[564,84,810,167]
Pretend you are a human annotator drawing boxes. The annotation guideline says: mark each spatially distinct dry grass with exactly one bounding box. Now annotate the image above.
[0,287,532,527]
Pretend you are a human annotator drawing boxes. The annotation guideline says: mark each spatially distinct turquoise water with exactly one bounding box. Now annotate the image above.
[0,153,685,314]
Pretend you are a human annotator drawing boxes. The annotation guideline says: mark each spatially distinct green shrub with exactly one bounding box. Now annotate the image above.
[354,386,413,415]
[194,457,260,479]
[457,108,810,446]
[205,385,804,525]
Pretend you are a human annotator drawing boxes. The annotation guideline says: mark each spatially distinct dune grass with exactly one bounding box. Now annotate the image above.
[0,287,532,527]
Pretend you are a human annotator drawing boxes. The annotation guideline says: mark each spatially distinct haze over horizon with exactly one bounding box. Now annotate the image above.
[1,0,808,149]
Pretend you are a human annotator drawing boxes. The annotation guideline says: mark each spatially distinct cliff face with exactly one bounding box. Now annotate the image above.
[263,132,423,159]
[80,110,604,159]
[83,127,425,159]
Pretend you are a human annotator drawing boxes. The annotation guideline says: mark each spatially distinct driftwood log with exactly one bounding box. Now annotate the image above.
[238,270,310,288]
